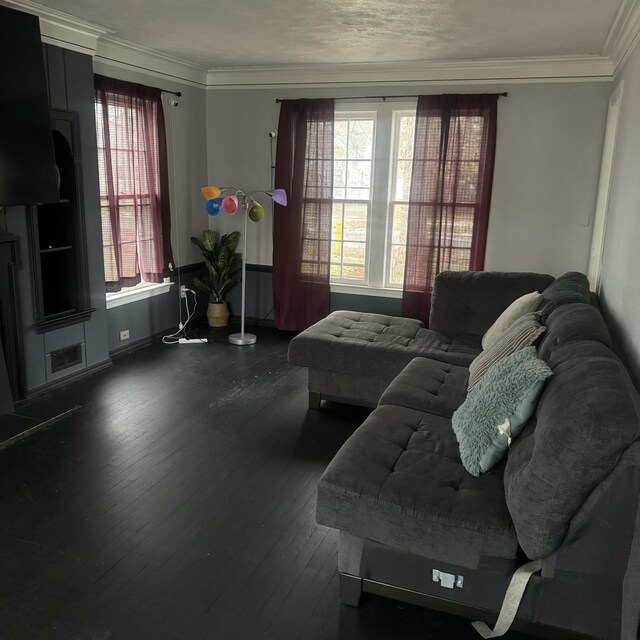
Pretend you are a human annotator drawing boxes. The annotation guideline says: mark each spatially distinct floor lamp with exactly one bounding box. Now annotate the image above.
[201,185,287,346]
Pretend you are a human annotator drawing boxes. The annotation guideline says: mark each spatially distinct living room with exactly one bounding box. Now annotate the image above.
[0,0,639,638]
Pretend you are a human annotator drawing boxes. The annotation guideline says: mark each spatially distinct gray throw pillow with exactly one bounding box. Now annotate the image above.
[481,291,542,350]
[453,347,552,477]
[468,312,545,391]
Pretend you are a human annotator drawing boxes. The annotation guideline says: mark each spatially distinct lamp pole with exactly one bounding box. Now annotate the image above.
[228,193,256,346]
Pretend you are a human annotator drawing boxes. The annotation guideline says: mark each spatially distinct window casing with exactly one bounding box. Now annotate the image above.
[330,102,416,296]
[94,77,173,304]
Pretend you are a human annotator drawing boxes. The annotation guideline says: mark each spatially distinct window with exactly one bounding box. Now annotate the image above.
[331,113,375,282]
[94,75,173,296]
[388,111,415,287]
[330,103,416,295]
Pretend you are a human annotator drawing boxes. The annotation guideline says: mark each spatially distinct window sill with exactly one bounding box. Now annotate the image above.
[330,283,402,299]
[106,280,174,310]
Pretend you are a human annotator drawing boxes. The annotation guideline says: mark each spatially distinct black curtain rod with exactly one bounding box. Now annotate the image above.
[276,92,507,103]
[161,88,182,97]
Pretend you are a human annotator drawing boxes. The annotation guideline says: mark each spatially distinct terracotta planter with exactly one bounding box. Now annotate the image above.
[207,302,229,327]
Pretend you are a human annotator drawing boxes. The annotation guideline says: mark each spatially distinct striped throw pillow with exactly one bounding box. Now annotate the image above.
[468,312,546,391]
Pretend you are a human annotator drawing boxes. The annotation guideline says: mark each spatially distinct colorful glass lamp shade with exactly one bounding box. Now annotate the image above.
[206,197,223,216]
[201,185,221,200]
[269,189,287,206]
[248,202,264,223]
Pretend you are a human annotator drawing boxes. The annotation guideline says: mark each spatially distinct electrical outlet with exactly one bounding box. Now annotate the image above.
[119,329,130,341]
[180,285,187,298]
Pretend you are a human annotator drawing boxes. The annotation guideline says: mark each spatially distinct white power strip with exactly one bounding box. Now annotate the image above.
[178,338,208,344]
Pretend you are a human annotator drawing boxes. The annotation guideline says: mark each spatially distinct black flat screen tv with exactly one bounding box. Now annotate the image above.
[0,6,58,206]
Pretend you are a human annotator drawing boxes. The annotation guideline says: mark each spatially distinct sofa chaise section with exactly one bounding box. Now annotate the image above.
[289,271,554,408]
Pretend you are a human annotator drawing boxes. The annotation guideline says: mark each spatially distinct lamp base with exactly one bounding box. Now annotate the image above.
[228,332,257,346]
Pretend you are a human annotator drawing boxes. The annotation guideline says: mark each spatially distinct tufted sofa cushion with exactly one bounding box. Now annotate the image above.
[316,402,519,569]
[378,356,468,418]
[504,340,640,560]
[288,311,482,382]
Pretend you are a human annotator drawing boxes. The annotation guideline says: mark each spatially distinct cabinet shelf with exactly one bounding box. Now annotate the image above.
[28,109,93,334]
[40,245,72,254]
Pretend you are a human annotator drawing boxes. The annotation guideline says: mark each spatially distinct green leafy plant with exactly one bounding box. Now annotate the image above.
[191,230,242,303]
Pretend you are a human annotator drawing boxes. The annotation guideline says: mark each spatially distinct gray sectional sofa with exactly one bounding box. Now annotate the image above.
[288,272,640,639]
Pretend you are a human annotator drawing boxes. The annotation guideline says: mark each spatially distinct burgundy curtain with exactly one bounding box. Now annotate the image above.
[402,94,498,324]
[273,99,334,331]
[94,75,173,292]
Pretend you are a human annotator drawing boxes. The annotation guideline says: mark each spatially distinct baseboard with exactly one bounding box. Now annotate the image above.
[27,359,113,400]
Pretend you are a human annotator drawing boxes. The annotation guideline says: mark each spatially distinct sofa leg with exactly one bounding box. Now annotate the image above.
[309,391,322,410]
[340,573,363,607]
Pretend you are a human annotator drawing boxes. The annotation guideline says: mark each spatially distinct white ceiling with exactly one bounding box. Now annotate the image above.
[23,0,625,70]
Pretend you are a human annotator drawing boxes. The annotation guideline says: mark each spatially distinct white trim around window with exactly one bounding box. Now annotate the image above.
[105,278,174,309]
[331,101,417,295]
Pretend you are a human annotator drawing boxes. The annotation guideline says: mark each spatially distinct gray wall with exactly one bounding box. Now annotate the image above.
[598,44,640,382]
[206,82,610,275]
[91,61,209,351]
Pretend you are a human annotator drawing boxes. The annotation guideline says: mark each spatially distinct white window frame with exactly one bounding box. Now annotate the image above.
[331,101,416,298]
[386,108,417,289]
[96,98,173,309]
[331,110,376,287]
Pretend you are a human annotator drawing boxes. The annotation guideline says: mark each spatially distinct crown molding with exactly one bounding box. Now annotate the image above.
[0,0,207,86]
[3,0,634,90]
[0,0,108,55]
[95,37,207,87]
[603,0,640,73]
[205,56,614,89]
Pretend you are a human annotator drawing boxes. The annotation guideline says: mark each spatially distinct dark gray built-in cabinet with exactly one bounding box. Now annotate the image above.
[5,43,110,393]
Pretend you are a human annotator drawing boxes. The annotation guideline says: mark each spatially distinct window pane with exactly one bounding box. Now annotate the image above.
[343,203,368,242]
[331,203,344,241]
[334,120,348,159]
[398,116,415,160]
[331,241,342,263]
[347,160,371,189]
[334,160,346,188]
[394,160,413,201]
[392,204,408,245]
[332,113,375,283]
[342,265,365,280]
[342,242,366,266]
[349,119,374,159]
[389,245,406,286]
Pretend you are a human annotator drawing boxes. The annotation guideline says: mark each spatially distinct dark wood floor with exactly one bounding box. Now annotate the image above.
[0,326,533,640]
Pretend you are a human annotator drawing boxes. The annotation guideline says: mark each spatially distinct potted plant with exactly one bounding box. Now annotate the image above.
[191,230,242,327]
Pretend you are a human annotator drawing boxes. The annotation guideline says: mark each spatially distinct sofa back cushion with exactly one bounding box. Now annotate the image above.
[538,302,612,362]
[538,272,591,319]
[429,271,554,337]
[503,340,640,559]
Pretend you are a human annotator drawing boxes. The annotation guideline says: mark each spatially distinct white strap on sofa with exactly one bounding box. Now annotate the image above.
[472,559,543,638]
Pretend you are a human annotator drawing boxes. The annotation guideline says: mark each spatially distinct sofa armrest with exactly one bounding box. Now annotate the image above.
[429,271,554,337]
